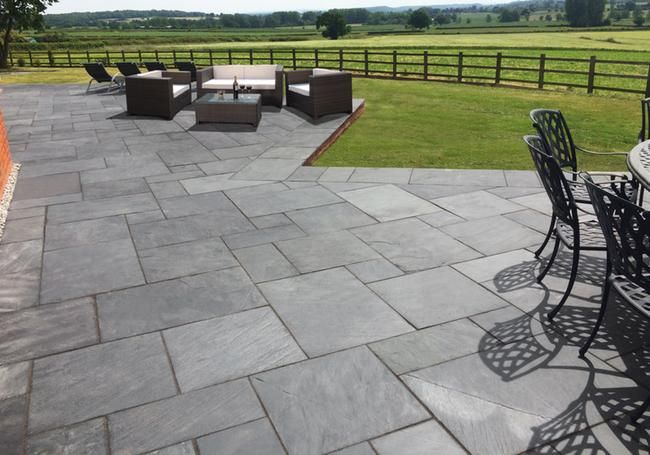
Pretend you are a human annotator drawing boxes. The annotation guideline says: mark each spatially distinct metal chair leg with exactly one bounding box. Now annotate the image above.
[86,79,93,93]
[548,234,580,321]
[632,396,650,423]
[535,214,556,258]
[537,235,560,283]
[579,274,611,357]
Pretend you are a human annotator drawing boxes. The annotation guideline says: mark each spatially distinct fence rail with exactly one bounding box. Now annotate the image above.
[9,48,650,97]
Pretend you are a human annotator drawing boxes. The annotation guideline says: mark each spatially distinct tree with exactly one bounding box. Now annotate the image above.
[486,13,492,22]
[408,8,430,29]
[633,6,646,25]
[565,0,606,26]
[1,0,57,68]
[498,8,521,22]
[316,10,350,40]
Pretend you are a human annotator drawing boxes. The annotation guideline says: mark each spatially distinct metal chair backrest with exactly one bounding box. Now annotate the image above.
[144,61,167,71]
[116,62,141,77]
[639,98,650,143]
[583,173,650,290]
[530,109,578,174]
[524,135,578,227]
[83,63,113,83]
[175,61,197,81]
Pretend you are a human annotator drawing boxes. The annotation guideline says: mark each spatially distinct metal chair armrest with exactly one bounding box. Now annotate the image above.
[575,145,628,156]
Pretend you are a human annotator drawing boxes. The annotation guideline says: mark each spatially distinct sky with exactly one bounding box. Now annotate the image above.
[47,0,499,15]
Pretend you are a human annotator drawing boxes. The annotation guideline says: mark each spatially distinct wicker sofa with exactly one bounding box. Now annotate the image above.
[285,68,352,119]
[125,70,192,120]
[196,64,283,108]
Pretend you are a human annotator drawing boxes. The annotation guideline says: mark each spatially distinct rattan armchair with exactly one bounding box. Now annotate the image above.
[125,71,192,120]
[285,68,352,119]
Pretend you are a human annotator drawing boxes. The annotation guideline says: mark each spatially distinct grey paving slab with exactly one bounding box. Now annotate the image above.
[12,172,80,201]
[352,218,482,272]
[250,213,293,229]
[224,181,288,199]
[80,154,169,184]
[399,183,491,200]
[369,267,507,328]
[510,192,553,216]
[418,210,464,227]
[234,158,303,181]
[134,118,184,134]
[144,441,195,455]
[505,209,553,234]
[440,215,544,255]
[212,143,270,160]
[470,305,549,344]
[263,146,314,160]
[346,258,404,283]
[0,362,30,401]
[410,168,506,186]
[98,267,266,340]
[488,186,544,199]
[372,420,466,455]
[0,298,97,364]
[286,202,376,234]
[434,190,524,220]
[0,395,27,455]
[6,206,45,221]
[44,215,130,251]
[329,443,376,455]
[259,268,412,356]
[149,181,187,199]
[318,167,355,182]
[8,192,82,211]
[180,173,269,194]
[138,238,238,282]
[146,170,204,183]
[41,238,144,303]
[81,177,150,200]
[108,379,264,455]
[369,318,495,375]
[348,167,412,185]
[452,248,537,284]
[19,158,105,179]
[252,346,429,455]
[165,307,306,391]
[339,184,439,222]
[27,418,108,455]
[47,193,159,224]
[233,244,298,283]
[231,185,341,217]
[0,240,42,275]
[288,165,327,181]
[551,421,646,455]
[30,333,176,433]
[198,158,251,175]
[504,170,541,188]
[126,210,165,225]
[223,223,305,250]
[276,230,381,273]
[197,418,285,455]
[154,143,217,167]
[0,216,44,244]
[320,182,380,193]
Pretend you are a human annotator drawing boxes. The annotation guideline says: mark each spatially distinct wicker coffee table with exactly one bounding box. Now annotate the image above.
[194,93,262,127]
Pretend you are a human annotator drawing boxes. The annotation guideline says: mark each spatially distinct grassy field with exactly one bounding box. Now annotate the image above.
[316,78,638,171]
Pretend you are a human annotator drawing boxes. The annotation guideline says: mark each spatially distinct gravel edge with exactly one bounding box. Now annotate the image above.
[0,163,21,243]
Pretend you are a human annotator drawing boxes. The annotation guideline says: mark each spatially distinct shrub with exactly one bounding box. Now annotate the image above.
[16,58,25,67]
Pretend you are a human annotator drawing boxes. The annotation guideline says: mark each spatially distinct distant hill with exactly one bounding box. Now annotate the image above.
[366,4,483,12]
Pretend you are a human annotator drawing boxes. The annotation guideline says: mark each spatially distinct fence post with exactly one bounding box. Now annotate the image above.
[538,53,546,89]
[269,49,274,64]
[48,50,54,67]
[67,50,72,67]
[28,50,33,66]
[155,49,159,61]
[364,50,369,76]
[9,51,12,66]
[587,55,597,94]
[105,50,110,66]
[457,52,463,82]
[138,50,142,63]
[249,49,253,65]
[495,52,502,85]
[339,49,343,71]
[228,49,232,64]
[314,49,319,68]
[172,49,177,62]
[392,50,397,78]
[121,50,125,61]
[292,49,296,70]
[645,64,650,98]
[423,50,428,80]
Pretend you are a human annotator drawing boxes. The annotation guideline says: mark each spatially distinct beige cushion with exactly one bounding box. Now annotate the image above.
[203,78,276,91]
[243,65,277,80]
[172,84,190,98]
[288,83,310,97]
[313,68,339,77]
[213,65,244,80]
[202,79,236,90]
[137,70,163,79]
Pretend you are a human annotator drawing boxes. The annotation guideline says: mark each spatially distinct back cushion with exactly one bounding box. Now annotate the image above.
[243,65,277,80]
[313,68,339,77]
[213,65,244,80]
[138,70,163,79]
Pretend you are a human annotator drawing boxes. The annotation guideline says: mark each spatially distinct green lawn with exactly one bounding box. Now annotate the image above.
[315,78,639,171]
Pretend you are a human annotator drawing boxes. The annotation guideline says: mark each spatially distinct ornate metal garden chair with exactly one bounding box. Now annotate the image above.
[581,172,650,422]
[529,109,635,257]
[524,135,608,321]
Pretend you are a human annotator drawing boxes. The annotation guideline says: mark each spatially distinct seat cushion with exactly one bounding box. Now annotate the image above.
[137,70,163,79]
[288,83,310,97]
[213,65,244,80]
[313,68,340,77]
[239,79,275,90]
[243,65,277,80]
[202,79,237,90]
[172,84,190,98]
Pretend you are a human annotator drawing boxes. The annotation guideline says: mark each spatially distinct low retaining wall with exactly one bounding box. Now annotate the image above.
[0,111,12,199]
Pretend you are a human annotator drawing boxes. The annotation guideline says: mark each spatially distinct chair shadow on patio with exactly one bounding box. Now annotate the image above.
[478,249,650,452]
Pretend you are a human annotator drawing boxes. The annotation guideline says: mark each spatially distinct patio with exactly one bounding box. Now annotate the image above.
[0,83,648,454]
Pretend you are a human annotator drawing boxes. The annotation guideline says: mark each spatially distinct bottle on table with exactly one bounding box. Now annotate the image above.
[233,76,239,100]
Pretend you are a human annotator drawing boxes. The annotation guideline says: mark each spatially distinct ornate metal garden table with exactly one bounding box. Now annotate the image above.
[627,140,650,190]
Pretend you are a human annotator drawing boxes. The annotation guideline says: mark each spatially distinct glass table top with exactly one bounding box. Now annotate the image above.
[195,93,261,105]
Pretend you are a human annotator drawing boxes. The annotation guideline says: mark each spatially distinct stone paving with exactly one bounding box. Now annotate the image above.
[0,84,648,455]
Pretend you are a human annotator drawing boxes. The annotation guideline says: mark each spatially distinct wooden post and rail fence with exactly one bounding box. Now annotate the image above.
[8,48,650,97]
